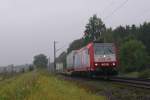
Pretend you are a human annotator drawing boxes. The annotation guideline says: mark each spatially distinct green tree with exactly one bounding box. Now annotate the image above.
[120,39,150,72]
[84,14,106,43]
[101,28,113,43]
[138,22,150,54]
[33,54,48,68]
[112,26,127,46]
[67,38,84,53]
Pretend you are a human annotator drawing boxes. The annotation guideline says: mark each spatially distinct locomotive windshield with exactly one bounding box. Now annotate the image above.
[94,43,115,55]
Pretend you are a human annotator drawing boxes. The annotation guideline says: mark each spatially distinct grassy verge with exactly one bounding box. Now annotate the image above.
[0,70,105,100]
[123,72,139,78]
[121,70,150,78]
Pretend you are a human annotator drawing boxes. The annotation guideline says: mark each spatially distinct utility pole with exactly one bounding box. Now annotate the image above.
[54,41,56,72]
[47,56,50,72]
[53,41,66,72]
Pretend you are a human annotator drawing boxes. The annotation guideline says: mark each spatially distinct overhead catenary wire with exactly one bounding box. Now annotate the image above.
[103,0,129,20]
[134,9,150,22]
[101,0,116,14]
[56,44,68,52]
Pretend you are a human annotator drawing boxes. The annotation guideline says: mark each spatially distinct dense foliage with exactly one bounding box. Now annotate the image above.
[120,39,150,72]
[67,38,85,53]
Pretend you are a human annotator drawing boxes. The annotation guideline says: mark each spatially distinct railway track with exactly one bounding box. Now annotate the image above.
[109,77,150,89]
[60,74,150,89]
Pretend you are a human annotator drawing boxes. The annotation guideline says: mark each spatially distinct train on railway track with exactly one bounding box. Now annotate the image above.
[57,41,118,77]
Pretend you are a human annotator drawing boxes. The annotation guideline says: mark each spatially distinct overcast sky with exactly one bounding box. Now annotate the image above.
[0,0,150,66]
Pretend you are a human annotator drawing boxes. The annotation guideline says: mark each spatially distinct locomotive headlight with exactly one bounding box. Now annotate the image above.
[95,63,98,66]
[104,55,106,57]
[112,63,116,66]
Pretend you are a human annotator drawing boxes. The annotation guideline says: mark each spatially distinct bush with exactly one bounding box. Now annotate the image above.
[21,68,25,73]
[33,54,48,68]
[120,39,150,72]
[29,65,34,71]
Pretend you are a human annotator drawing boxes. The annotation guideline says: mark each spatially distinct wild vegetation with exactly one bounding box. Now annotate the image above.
[0,70,105,100]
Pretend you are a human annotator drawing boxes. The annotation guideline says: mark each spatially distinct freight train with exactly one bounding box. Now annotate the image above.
[57,42,118,77]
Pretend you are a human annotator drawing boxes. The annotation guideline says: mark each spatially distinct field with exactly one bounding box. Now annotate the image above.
[0,70,105,100]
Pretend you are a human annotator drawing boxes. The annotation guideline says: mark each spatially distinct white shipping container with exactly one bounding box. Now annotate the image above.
[66,50,76,68]
[56,63,63,70]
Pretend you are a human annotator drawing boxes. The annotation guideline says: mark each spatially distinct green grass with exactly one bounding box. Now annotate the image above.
[0,70,105,100]
[124,72,139,78]
[121,70,150,78]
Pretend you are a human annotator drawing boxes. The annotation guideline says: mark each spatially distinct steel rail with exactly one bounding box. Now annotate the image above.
[59,74,150,89]
[109,77,150,89]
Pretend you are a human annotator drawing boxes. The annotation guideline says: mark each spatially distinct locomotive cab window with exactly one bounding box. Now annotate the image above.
[94,43,115,55]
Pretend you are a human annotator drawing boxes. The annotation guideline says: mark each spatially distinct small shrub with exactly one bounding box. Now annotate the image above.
[21,68,25,73]
[29,66,34,71]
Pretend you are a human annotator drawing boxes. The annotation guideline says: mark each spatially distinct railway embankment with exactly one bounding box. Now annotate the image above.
[58,75,150,100]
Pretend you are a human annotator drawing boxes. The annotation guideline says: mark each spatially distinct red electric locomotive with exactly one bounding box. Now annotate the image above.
[66,42,118,76]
